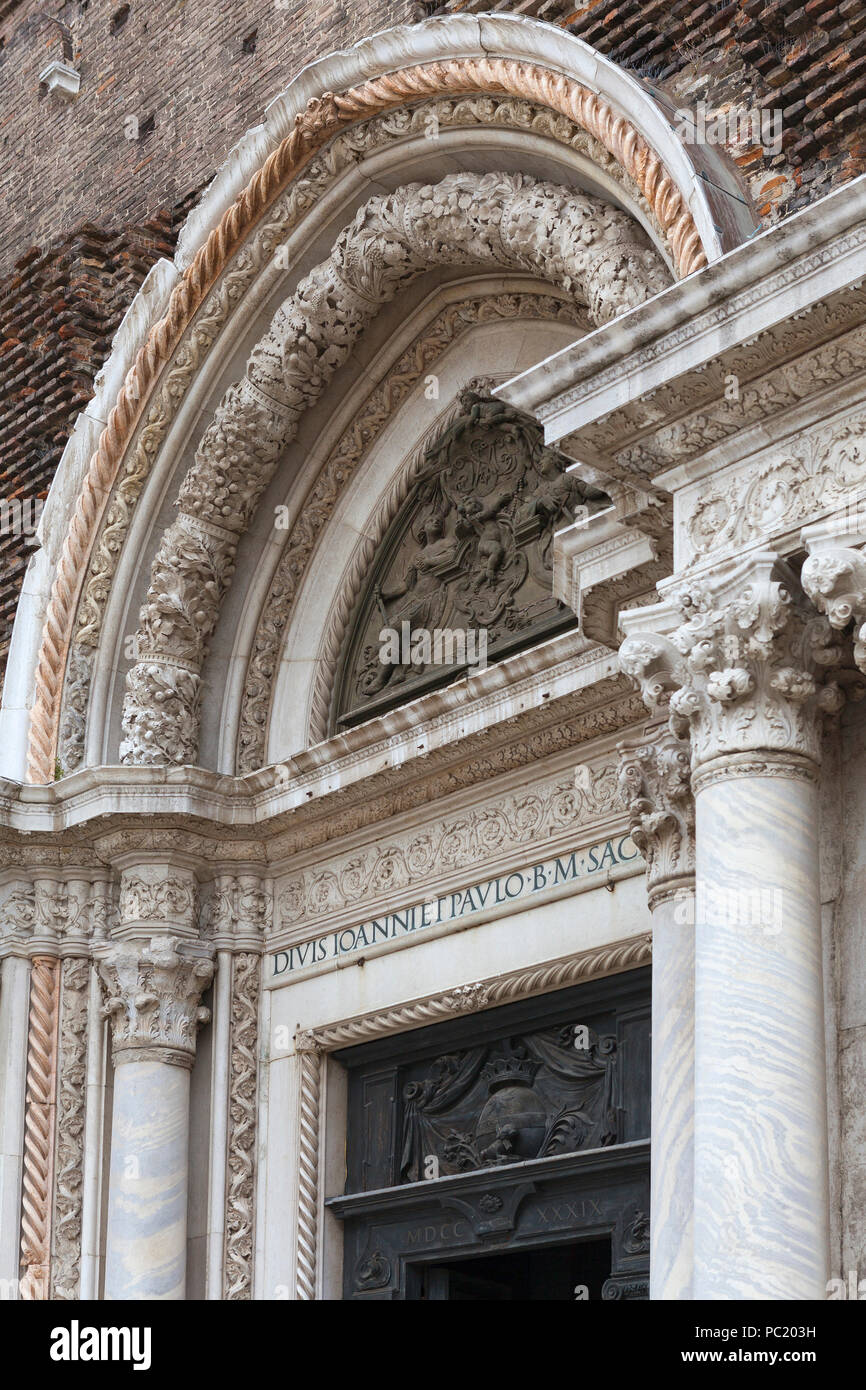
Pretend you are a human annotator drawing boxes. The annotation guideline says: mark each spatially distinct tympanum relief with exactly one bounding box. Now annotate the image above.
[334,393,607,728]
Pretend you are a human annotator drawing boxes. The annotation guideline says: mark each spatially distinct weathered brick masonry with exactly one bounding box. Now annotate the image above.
[1,0,865,691]
[430,0,866,220]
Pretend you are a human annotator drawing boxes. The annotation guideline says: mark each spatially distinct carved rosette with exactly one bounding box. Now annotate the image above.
[617,728,695,905]
[620,553,845,784]
[97,935,214,1068]
[119,171,667,767]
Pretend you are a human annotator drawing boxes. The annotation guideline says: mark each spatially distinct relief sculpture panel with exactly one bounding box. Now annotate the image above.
[333,393,607,728]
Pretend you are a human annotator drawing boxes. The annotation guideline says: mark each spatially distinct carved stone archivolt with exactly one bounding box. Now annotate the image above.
[44,71,692,782]
[331,393,607,730]
[620,552,846,778]
[115,172,665,768]
[238,292,586,769]
[97,935,214,1068]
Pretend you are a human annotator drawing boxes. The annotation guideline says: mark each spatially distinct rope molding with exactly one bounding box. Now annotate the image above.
[291,930,651,1298]
[19,956,60,1301]
[27,56,707,785]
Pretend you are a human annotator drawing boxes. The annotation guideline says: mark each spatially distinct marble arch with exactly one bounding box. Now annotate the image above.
[14,14,743,786]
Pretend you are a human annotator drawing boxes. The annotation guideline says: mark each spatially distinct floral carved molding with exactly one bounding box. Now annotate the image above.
[276,758,623,937]
[29,57,706,785]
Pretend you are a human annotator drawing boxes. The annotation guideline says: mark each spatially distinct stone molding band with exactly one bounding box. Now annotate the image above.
[290,931,651,1299]
[28,55,708,786]
[647,876,696,914]
[691,751,820,795]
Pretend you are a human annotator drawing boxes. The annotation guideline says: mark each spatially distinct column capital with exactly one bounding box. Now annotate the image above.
[97,935,214,1068]
[621,551,845,779]
[618,724,695,907]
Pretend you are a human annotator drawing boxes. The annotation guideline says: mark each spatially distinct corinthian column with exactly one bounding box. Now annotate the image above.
[621,551,842,1300]
[618,725,695,1300]
[98,888,213,1299]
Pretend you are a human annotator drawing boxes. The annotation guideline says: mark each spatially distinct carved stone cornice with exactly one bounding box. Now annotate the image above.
[620,552,845,777]
[617,725,695,905]
[97,935,215,1068]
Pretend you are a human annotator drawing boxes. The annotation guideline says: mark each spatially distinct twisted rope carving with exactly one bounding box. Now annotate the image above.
[19,957,60,1301]
[224,953,260,1299]
[310,934,651,1050]
[294,1038,323,1301]
[50,957,89,1300]
[27,56,706,784]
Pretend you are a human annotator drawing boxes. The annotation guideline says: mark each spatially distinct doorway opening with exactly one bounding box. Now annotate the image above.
[411,1235,611,1301]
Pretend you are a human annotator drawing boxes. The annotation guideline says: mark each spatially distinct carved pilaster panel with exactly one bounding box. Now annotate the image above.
[50,957,90,1300]
[224,951,260,1300]
[19,957,60,1301]
[618,727,695,903]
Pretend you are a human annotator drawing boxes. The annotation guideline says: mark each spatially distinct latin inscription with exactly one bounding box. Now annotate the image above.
[271,835,640,980]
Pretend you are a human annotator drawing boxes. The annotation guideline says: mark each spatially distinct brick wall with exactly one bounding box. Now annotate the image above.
[0,214,184,678]
[430,0,866,221]
[0,0,421,275]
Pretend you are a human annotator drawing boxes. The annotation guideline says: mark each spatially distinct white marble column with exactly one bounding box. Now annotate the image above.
[621,551,840,1300]
[98,921,213,1300]
[619,726,695,1300]
[692,757,826,1299]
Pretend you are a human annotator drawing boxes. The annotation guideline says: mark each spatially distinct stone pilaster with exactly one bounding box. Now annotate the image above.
[620,550,841,1300]
[618,724,695,1301]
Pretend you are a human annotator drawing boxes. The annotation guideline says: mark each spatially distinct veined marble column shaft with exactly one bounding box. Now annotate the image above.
[98,930,213,1300]
[619,730,695,1300]
[106,1058,190,1299]
[692,761,828,1300]
[620,552,840,1301]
